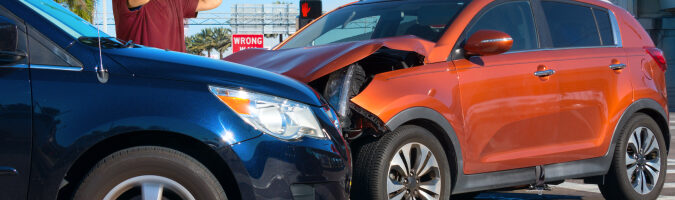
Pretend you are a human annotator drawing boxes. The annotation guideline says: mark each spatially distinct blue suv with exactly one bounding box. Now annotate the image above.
[0,0,350,199]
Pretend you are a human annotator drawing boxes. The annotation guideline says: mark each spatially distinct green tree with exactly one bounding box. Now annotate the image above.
[185,27,233,58]
[185,35,206,56]
[55,0,96,22]
[211,27,232,59]
[196,28,216,58]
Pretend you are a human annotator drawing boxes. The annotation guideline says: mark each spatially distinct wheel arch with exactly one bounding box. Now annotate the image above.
[613,99,670,155]
[56,131,242,200]
[385,107,464,191]
[636,107,671,153]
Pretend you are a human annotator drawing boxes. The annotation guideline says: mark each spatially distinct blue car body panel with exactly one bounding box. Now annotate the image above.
[103,47,324,107]
[0,43,32,200]
[0,1,350,199]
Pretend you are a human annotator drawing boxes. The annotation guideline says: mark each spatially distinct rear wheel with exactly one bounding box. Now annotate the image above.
[74,146,227,200]
[352,125,451,200]
[599,113,667,200]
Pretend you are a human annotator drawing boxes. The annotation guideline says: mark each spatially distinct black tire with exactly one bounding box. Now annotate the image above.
[599,113,667,200]
[351,125,452,200]
[74,146,227,200]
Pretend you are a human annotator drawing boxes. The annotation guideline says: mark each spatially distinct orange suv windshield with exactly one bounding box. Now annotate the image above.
[280,0,470,49]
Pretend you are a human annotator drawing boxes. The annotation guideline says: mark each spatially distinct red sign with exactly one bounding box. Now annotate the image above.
[232,34,264,53]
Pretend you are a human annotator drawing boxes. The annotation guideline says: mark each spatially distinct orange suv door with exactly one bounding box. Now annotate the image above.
[451,0,564,174]
[537,1,632,161]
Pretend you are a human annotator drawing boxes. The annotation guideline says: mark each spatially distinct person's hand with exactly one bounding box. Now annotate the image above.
[196,0,222,11]
[127,0,150,8]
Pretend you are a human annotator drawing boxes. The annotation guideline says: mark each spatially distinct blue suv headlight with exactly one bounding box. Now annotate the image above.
[209,85,326,140]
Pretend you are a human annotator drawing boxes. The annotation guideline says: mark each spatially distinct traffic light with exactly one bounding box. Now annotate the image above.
[298,0,322,29]
[300,0,322,19]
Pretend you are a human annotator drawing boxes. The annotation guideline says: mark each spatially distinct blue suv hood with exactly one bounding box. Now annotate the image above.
[103,47,323,106]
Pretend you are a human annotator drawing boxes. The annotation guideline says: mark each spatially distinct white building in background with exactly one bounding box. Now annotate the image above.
[230,4,299,35]
[606,0,638,14]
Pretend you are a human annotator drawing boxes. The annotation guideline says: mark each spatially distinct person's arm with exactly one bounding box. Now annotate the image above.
[127,0,150,8]
[196,0,222,11]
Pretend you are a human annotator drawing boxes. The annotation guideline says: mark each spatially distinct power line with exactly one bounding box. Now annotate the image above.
[95,4,300,34]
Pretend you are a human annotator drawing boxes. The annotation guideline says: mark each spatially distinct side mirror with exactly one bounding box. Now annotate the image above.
[464,30,513,56]
[0,51,26,65]
[0,20,23,65]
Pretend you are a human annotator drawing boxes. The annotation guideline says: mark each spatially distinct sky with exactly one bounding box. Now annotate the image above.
[94,0,355,36]
[92,0,354,57]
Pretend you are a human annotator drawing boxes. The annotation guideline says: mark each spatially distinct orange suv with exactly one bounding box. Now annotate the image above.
[225,0,670,199]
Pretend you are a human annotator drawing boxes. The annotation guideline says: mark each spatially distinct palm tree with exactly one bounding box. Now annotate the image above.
[185,27,233,58]
[185,35,206,56]
[196,28,216,58]
[55,0,96,22]
[212,27,232,59]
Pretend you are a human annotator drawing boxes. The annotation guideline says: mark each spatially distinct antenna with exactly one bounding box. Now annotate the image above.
[95,7,109,84]
[102,0,108,33]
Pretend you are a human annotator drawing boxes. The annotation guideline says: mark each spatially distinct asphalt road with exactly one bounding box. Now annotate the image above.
[452,113,675,200]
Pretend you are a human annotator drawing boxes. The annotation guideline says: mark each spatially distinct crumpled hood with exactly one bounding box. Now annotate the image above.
[224,36,435,83]
[103,47,323,106]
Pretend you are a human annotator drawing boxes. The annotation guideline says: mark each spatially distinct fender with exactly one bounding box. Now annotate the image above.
[33,115,260,200]
[606,98,670,156]
[385,107,466,192]
[384,107,533,194]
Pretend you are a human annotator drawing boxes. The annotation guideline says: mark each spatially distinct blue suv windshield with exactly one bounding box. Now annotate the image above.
[19,0,108,38]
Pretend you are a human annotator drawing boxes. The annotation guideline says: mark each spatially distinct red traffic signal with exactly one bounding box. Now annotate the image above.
[299,0,322,19]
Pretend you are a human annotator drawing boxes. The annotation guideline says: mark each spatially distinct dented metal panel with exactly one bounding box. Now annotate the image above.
[223,36,435,83]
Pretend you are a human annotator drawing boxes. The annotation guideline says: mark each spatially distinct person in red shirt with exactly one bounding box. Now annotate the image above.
[112,0,221,52]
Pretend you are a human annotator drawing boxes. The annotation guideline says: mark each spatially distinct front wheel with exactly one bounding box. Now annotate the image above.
[74,146,227,200]
[599,113,667,200]
[352,125,451,200]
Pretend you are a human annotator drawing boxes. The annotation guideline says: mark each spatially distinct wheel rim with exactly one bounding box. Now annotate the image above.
[626,126,661,194]
[387,142,442,200]
[103,175,196,200]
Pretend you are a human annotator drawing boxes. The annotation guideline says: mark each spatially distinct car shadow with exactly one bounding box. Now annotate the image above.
[454,192,583,200]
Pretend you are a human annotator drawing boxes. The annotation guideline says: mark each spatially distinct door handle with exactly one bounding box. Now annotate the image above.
[610,63,626,70]
[0,50,26,65]
[0,167,17,176]
[534,69,556,77]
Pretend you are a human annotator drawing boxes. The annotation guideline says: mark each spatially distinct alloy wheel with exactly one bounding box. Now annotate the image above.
[103,175,196,200]
[626,126,661,194]
[387,142,442,200]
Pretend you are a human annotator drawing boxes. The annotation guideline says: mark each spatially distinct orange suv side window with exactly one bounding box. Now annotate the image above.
[593,8,616,46]
[541,1,615,47]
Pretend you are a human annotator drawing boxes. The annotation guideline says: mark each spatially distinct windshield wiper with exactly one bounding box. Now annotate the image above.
[78,37,132,49]
[122,40,135,48]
